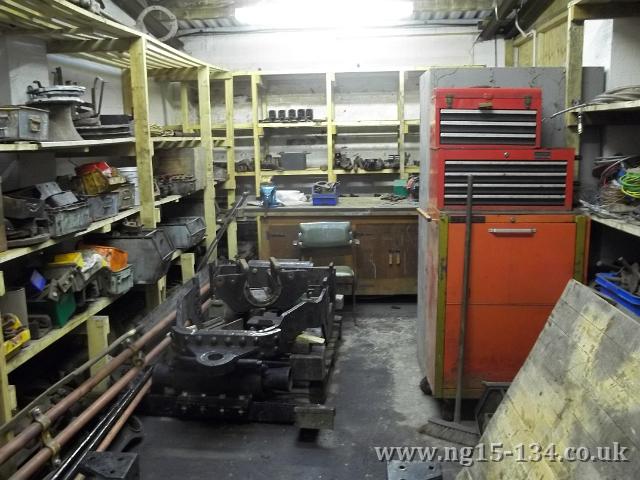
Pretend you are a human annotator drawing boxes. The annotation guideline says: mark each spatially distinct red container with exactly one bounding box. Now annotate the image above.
[428,147,574,211]
[431,87,542,149]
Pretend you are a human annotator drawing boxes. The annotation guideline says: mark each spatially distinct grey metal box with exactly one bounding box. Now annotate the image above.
[0,106,49,142]
[159,216,206,249]
[98,229,175,285]
[279,151,308,170]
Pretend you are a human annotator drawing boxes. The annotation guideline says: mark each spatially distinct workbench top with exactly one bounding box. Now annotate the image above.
[240,196,419,217]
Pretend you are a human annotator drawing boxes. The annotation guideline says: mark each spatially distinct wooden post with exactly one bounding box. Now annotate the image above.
[225,76,238,259]
[251,74,262,195]
[565,4,584,158]
[86,316,110,393]
[398,70,406,179]
[180,83,193,133]
[122,68,133,116]
[326,72,336,183]
[198,67,217,251]
[129,37,156,228]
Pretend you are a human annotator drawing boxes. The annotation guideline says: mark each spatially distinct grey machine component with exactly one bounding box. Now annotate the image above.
[26,75,86,142]
[94,228,175,284]
[145,257,342,429]
[158,216,206,250]
[0,106,49,142]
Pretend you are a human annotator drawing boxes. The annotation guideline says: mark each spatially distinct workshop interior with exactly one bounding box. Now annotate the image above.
[0,1,639,479]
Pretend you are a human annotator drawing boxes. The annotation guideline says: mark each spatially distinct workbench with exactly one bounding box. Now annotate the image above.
[242,197,419,296]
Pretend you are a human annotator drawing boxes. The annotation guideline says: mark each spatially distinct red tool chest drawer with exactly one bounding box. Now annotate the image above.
[428,147,575,211]
[445,219,577,305]
[431,87,542,148]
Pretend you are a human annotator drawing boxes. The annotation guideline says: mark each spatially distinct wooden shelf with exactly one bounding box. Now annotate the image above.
[7,296,117,373]
[589,214,640,238]
[0,0,225,73]
[334,169,399,175]
[260,122,328,129]
[336,120,400,128]
[0,193,192,265]
[0,135,209,153]
[260,169,328,176]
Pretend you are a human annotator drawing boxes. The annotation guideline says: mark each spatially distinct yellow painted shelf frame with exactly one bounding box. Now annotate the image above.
[0,0,232,425]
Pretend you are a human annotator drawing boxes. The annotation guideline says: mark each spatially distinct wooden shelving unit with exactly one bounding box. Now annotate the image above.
[0,0,231,424]
[228,69,422,193]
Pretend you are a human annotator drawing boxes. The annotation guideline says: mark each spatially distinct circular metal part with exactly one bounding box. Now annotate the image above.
[136,6,179,42]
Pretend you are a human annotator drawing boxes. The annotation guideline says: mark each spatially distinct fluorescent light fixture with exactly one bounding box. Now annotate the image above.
[235,0,414,28]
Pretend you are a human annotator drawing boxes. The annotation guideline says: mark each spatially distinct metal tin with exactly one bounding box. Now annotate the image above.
[83,192,120,221]
[99,264,134,296]
[114,184,135,211]
[46,202,92,237]
[0,106,49,142]
[159,217,206,249]
[97,229,175,284]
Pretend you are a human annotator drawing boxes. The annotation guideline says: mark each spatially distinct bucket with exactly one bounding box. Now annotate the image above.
[118,167,140,205]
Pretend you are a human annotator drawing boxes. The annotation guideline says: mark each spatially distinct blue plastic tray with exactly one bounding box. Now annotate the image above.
[594,272,640,315]
[312,192,339,206]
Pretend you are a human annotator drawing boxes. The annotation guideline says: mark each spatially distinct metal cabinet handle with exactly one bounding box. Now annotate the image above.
[388,251,393,265]
[488,228,537,235]
[395,251,401,265]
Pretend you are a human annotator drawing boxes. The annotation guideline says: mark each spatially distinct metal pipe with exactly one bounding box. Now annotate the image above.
[10,339,170,480]
[454,175,473,424]
[97,380,151,452]
[0,281,212,466]
[0,328,138,439]
[72,380,152,480]
[51,371,152,480]
[0,311,174,466]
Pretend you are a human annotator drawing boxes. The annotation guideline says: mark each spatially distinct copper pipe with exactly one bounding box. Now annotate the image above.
[0,311,175,466]
[10,338,170,480]
[0,285,212,466]
[73,380,152,480]
[97,380,151,452]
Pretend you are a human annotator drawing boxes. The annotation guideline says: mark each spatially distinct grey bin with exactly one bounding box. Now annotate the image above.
[0,106,49,142]
[114,184,135,211]
[99,265,134,296]
[158,217,206,249]
[83,192,119,221]
[97,229,175,285]
[46,202,92,237]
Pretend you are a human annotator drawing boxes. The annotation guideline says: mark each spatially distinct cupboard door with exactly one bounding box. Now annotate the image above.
[442,303,552,395]
[446,221,576,305]
[262,222,300,259]
[354,220,418,295]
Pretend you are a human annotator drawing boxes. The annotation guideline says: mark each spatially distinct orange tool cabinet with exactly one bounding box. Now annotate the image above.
[419,211,588,399]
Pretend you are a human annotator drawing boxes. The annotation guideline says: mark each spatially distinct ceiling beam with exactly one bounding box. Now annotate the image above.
[413,0,494,12]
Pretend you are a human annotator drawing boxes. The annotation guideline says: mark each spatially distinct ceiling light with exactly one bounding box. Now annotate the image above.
[235,0,414,29]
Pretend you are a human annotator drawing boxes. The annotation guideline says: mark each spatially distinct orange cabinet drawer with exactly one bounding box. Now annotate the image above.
[446,221,576,305]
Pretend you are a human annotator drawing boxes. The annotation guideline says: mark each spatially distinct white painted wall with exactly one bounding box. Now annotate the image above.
[180,26,503,72]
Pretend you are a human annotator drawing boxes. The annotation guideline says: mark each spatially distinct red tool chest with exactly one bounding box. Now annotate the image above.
[419,212,588,398]
[418,86,584,400]
[431,87,542,148]
[428,147,575,211]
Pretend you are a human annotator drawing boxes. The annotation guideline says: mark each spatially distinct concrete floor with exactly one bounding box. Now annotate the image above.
[136,302,463,479]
